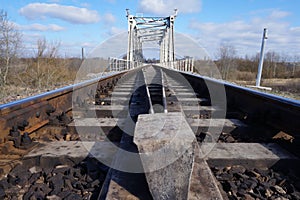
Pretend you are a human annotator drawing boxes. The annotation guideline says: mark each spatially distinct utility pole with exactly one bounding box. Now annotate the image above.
[249,28,271,90]
[256,28,268,87]
[81,47,85,60]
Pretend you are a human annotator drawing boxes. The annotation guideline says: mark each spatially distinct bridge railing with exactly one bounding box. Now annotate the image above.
[108,57,143,71]
[108,57,193,72]
[159,57,194,72]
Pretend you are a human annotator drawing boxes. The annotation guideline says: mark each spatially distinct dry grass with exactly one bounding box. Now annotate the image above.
[0,82,74,104]
[0,58,81,105]
[235,78,300,101]
[1,58,299,104]
[232,71,256,81]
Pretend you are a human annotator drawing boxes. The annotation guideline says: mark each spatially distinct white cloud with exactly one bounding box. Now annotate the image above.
[189,9,300,58]
[23,33,43,43]
[80,3,90,8]
[48,0,60,2]
[81,42,95,48]
[290,27,300,33]
[103,13,116,24]
[101,26,126,38]
[98,26,126,44]
[269,10,290,19]
[109,26,125,35]
[18,23,65,31]
[19,3,100,24]
[138,0,201,15]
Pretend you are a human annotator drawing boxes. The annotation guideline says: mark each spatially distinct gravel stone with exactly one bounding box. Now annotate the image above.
[1,159,107,199]
[46,195,61,200]
[213,166,299,200]
[230,165,246,174]
[272,185,286,195]
[0,187,6,198]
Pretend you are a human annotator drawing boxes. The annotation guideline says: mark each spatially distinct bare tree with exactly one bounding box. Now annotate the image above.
[36,38,47,88]
[0,10,22,85]
[217,44,237,80]
[27,38,62,88]
[264,51,280,78]
[293,55,300,77]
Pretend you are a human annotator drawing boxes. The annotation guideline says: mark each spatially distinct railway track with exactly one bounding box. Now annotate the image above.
[0,65,300,199]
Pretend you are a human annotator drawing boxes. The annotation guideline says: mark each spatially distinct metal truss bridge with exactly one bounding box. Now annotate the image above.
[109,9,194,72]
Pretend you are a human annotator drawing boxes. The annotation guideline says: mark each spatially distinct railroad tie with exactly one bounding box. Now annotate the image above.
[134,112,224,200]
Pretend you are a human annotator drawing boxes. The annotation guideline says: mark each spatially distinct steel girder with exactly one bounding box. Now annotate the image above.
[126,9,177,68]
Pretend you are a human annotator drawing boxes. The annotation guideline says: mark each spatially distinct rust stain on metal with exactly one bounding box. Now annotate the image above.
[21,120,50,135]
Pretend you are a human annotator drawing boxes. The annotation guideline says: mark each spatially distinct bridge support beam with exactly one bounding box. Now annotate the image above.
[126,9,181,70]
[159,13,176,68]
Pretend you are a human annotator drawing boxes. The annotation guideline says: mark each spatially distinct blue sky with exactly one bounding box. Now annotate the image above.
[2,0,300,59]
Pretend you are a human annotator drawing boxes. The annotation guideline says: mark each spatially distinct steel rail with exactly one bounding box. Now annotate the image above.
[177,69,300,136]
[0,71,126,142]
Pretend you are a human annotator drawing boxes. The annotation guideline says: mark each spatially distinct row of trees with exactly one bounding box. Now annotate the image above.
[215,44,300,81]
[0,10,22,86]
[1,10,300,90]
[0,10,81,91]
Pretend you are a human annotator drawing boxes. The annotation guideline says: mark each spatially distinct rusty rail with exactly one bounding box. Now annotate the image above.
[0,72,125,143]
